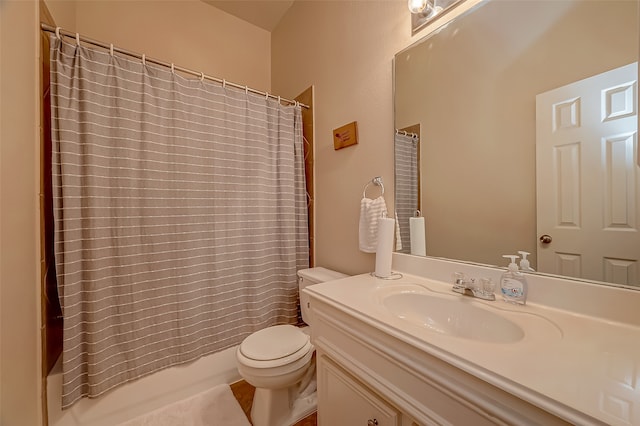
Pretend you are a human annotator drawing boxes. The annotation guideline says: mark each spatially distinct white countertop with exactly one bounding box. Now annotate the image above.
[306,271,640,426]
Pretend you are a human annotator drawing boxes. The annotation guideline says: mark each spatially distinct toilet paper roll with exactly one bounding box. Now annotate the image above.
[409,216,426,256]
[375,217,395,278]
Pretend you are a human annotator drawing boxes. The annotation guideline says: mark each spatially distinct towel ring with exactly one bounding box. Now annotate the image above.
[363,176,384,198]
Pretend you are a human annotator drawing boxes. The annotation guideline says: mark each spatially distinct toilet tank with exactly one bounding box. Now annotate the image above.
[297,267,348,325]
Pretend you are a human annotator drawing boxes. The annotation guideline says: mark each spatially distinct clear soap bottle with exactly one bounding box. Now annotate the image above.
[500,255,528,305]
[518,251,535,272]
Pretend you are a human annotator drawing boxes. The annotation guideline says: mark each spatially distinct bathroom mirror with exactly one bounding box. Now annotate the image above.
[394,0,640,289]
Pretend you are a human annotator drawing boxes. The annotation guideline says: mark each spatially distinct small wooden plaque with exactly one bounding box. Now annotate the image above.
[333,121,358,150]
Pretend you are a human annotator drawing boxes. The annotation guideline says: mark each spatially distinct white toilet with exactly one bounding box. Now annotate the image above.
[236,267,348,426]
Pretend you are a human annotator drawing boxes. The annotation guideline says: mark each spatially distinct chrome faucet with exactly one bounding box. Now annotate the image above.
[452,273,495,301]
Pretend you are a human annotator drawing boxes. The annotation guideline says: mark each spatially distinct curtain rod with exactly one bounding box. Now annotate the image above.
[40,23,309,109]
[395,129,418,138]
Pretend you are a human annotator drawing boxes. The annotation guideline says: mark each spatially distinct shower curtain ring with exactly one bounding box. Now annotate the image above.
[75,33,81,46]
[171,63,175,73]
[222,79,226,88]
[55,27,61,39]
[142,54,146,65]
[109,44,114,56]
[200,72,205,82]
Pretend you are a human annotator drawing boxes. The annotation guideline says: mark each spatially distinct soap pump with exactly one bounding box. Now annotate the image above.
[517,251,535,272]
[500,255,528,305]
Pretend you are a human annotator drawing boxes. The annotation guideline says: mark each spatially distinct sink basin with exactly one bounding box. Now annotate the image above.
[382,292,525,343]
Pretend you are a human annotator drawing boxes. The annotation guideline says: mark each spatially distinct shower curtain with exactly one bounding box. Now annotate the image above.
[394,132,419,255]
[49,35,309,408]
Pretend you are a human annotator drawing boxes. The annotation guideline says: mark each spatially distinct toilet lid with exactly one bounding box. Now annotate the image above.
[240,325,309,361]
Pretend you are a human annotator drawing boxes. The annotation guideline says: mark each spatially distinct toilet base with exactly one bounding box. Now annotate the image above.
[289,391,317,424]
[250,387,317,426]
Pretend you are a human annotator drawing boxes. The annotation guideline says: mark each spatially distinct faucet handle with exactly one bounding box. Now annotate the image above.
[480,277,495,294]
[453,272,466,285]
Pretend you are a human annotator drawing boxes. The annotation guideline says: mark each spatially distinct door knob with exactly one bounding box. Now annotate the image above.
[367,420,379,426]
[539,234,552,244]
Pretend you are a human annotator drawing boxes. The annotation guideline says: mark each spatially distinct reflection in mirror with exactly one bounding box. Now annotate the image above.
[394,126,421,255]
[394,0,639,288]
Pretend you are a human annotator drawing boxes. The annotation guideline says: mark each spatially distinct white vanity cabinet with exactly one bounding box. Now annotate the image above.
[318,356,401,426]
[310,295,574,426]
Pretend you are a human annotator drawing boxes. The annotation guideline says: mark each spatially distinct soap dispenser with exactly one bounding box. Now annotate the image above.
[518,251,535,272]
[500,255,528,305]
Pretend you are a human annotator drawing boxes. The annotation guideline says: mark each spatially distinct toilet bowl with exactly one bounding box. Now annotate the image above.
[235,267,348,426]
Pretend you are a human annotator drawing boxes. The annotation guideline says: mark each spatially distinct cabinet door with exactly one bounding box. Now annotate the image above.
[318,355,400,426]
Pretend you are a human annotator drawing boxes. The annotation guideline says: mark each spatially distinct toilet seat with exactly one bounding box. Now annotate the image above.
[239,325,312,369]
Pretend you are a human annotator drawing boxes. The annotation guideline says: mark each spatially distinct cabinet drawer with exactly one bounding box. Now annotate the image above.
[318,354,400,426]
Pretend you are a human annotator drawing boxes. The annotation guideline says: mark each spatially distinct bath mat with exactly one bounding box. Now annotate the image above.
[117,384,251,426]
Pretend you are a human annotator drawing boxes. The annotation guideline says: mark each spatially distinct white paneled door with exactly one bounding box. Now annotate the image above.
[536,62,639,287]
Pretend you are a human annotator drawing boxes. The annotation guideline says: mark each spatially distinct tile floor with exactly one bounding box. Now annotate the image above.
[230,380,317,426]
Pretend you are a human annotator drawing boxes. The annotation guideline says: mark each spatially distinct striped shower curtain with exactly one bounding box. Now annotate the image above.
[394,132,419,255]
[49,34,309,408]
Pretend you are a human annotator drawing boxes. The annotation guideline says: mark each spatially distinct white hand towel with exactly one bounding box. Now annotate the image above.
[394,212,402,251]
[359,196,388,253]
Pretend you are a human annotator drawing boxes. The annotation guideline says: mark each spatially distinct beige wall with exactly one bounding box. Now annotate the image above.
[0,0,42,424]
[45,0,272,91]
[272,1,411,275]
[44,0,74,29]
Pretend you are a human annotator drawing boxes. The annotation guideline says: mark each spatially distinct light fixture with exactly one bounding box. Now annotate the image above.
[410,0,463,35]
[408,0,429,14]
